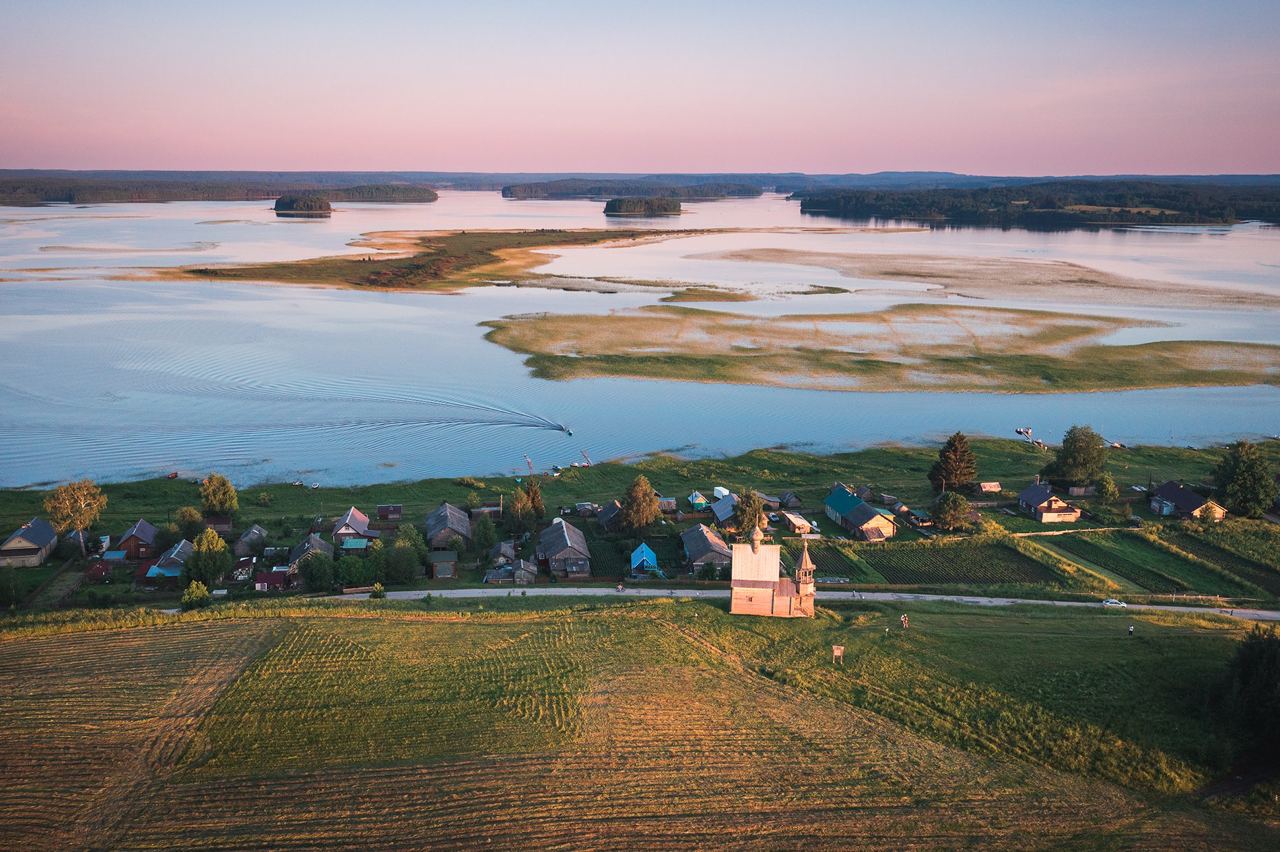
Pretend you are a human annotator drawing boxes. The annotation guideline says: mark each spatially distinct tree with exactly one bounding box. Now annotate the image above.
[1215,440,1279,519]
[1221,625,1280,757]
[299,554,334,592]
[732,489,764,539]
[337,555,373,588]
[43,479,107,556]
[472,515,497,555]
[394,525,429,565]
[934,492,972,531]
[174,505,204,540]
[365,538,387,583]
[0,565,17,608]
[509,487,534,534]
[619,474,661,532]
[385,543,420,585]
[525,478,545,520]
[1097,471,1120,505]
[186,528,231,586]
[928,432,977,492]
[180,580,211,611]
[465,491,482,511]
[1043,425,1107,487]
[200,473,238,515]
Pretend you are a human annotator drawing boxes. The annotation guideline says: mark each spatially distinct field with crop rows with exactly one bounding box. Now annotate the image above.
[0,599,1274,848]
[1051,533,1252,596]
[1162,530,1280,597]
[856,542,1064,586]
[781,540,883,582]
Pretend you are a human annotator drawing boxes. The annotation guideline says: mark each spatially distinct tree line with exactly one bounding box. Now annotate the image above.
[502,179,762,200]
[792,181,1280,227]
[0,179,437,206]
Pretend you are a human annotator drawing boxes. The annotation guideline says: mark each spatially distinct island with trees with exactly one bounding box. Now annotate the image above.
[603,197,682,217]
[273,194,332,217]
[0,175,438,206]
[791,180,1280,227]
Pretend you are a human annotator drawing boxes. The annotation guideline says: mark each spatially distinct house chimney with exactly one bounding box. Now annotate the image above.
[1033,474,1041,486]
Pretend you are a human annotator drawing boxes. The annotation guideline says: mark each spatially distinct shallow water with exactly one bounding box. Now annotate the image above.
[1,192,1279,487]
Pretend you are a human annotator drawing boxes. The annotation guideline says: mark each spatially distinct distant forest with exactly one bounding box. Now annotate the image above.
[0,178,437,206]
[792,181,1280,226]
[502,179,761,200]
[603,197,682,216]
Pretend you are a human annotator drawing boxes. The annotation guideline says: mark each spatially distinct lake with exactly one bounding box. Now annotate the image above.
[1,192,1278,487]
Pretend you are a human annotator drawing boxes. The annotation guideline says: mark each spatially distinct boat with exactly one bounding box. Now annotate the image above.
[166,471,179,479]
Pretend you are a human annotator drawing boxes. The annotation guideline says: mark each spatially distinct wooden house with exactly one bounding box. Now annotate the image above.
[117,519,160,560]
[0,517,58,568]
[1017,482,1081,523]
[537,519,591,579]
[755,492,782,511]
[596,499,623,532]
[288,533,333,571]
[143,539,193,584]
[1149,481,1226,521]
[688,491,709,511]
[489,539,517,566]
[779,511,811,535]
[629,542,664,579]
[729,527,814,618]
[484,558,537,585]
[681,523,731,576]
[710,493,739,529]
[824,484,897,541]
[779,491,803,509]
[233,524,268,558]
[425,502,471,549]
[333,507,380,545]
[203,514,233,536]
[657,496,678,514]
[376,504,403,522]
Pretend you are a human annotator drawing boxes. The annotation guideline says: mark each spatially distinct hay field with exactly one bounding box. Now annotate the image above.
[0,598,1275,848]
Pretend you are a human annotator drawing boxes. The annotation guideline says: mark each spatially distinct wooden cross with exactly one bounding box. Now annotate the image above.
[832,645,844,665]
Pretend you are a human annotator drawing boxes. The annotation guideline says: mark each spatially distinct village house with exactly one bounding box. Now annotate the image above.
[729,527,815,618]
[755,492,782,511]
[288,533,333,571]
[233,524,268,558]
[429,550,458,579]
[376,504,403,522]
[489,539,517,566]
[0,517,58,568]
[710,493,739,529]
[779,511,812,535]
[1149,481,1227,521]
[681,523,732,576]
[254,568,296,592]
[117,518,160,560]
[332,507,379,545]
[537,518,591,579]
[629,542,664,579]
[596,499,623,532]
[1018,482,1082,523]
[687,491,709,511]
[779,491,803,509]
[142,539,193,584]
[824,484,898,541]
[425,502,471,550]
[656,495,678,514]
[204,514,233,536]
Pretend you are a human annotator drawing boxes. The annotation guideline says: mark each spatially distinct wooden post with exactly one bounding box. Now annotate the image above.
[832,645,844,665]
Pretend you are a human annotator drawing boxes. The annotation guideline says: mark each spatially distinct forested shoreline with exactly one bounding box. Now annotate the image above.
[792,181,1280,226]
[0,178,437,206]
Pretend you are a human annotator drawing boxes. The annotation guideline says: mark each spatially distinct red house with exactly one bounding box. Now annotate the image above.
[117,519,160,560]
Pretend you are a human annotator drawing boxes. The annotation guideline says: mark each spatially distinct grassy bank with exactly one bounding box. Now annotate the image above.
[0,597,1273,847]
[181,228,665,291]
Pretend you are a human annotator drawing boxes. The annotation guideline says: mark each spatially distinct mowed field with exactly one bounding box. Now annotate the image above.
[0,598,1276,849]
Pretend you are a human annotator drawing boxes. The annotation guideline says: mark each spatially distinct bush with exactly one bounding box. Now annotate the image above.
[255,491,273,508]
[369,582,386,599]
[180,581,212,611]
[456,476,486,489]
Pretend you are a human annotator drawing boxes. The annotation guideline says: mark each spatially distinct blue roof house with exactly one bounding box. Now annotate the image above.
[630,542,665,578]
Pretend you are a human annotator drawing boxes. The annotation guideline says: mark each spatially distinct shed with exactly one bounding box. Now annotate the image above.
[376,504,404,521]
[779,511,811,535]
[712,486,730,500]
[596,499,623,532]
[429,550,459,579]
[688,491,709,511]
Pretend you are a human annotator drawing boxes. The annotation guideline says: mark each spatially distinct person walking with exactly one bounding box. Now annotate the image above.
[1128,624,1134,637]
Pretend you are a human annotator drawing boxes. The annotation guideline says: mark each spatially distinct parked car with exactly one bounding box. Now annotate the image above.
[1102,598,1127,608]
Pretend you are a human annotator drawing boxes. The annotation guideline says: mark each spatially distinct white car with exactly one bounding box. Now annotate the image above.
[1102,598,1127,608]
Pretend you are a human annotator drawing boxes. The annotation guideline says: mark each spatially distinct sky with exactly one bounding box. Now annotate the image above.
[1,0,1278,174]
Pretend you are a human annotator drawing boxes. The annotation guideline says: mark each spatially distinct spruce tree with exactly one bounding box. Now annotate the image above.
[1216,440,1278,518]
[928,432,978,492]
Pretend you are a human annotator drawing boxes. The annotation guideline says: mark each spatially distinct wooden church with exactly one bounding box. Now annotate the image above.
[729,526,815,618]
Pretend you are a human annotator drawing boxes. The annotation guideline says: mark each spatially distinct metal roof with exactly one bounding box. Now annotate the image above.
[2,517,57,551]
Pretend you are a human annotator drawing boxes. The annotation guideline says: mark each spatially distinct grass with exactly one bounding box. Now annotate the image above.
[1045,531,1251,597]
[1163,526,1280,597]
[182,229,661,292]
[481,302,1280,393]
[0,598,1274,847]
[857,541,1066,587]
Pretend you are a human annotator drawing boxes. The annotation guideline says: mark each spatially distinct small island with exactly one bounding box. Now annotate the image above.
[273,194,333,218]
[603,197,682,217]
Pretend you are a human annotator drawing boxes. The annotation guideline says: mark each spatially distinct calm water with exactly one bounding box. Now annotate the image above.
[1,193,1278,487]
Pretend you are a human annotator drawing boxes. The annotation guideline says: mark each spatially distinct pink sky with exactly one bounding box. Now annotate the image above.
[2,1,1277,174]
